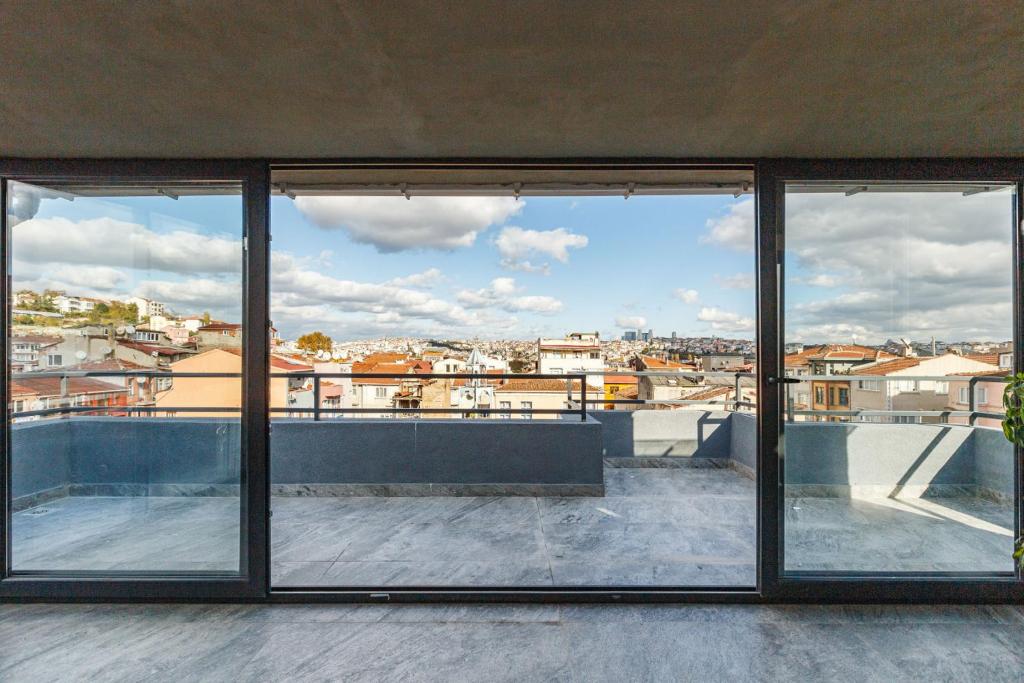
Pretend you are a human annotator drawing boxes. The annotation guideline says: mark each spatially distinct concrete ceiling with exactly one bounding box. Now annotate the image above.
[2,1,1023,159]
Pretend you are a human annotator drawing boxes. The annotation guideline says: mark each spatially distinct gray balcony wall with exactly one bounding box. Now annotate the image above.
[599,410,732,460]
[8,413,1013,504]
[971,425,1015,501]
[10,416,604,503]
[271,418,604,495]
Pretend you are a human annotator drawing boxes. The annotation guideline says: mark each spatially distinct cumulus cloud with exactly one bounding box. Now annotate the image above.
[717,272,754,289]
[385,267,444,288]
[11,216,241,273]
[13,262,128,293]
[672,288,699,304]
[293,196,522,252]
[495,226,588,272]
[615,315,647,329]
[785,191,1013,342]
[456,277,563,314]
[697,307,755,333]
[700,198,755,251]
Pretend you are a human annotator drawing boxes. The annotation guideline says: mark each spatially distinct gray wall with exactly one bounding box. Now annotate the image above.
[9,417,603,499]
[730,412,757,474]
[598,410,731,459]
[971,426,1015,500]
[271,419,603,487]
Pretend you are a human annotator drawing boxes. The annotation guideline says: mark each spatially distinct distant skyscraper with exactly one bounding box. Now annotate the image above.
[623,330,637,342]
[671,331,677,340]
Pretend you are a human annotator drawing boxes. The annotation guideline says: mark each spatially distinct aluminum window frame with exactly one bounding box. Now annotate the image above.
[0,159,270,601]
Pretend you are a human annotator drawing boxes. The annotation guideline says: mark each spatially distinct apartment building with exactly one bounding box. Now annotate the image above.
[537,332,605,392]
[850,353,1000,424]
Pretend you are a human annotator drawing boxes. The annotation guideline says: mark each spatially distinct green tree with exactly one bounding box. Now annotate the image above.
[296,331,333,354]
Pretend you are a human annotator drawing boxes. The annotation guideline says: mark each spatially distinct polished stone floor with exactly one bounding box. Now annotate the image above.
[11,467,1017,583]
[1,602,1023,681]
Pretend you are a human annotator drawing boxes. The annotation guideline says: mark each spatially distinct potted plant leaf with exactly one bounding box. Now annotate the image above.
[1000,372,1024,571]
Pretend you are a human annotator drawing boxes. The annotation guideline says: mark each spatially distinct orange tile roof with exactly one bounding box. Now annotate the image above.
[684,385,733,401]
[496,378,601,392]
[11,376,129,398]
[351,362,413,385]
[850,357,921,375]
[604,374,639,385]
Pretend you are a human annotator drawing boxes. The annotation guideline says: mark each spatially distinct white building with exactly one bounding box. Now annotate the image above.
[536,332,605,392]
[126,297,166,320]
[53,295,101,314]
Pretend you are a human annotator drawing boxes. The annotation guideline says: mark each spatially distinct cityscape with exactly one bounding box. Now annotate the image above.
[9,285,1011,425]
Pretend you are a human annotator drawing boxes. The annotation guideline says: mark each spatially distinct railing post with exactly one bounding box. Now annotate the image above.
[968,376,977,426]
[313,374,321,421]
[580,375,587,422]
[734,372,741,411]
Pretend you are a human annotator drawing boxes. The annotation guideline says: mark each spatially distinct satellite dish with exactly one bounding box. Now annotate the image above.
[100,345,113,355]
[478,388,493,402]
[75,350,87,360]
[462,388,475,401]
[115,326,125,335]
[125,325,136,334]
[331,351,343,360]
[137,376,148,385]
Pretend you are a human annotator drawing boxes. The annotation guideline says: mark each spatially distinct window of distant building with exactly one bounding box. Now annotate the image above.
[520,401,532,419]
[835,387,849,406]
[375,387,387,399]
[858,380,880,391]
[958,387,970,404]
[814,386,825,404]
[46,354,62,366]
[977,387,988,404]
[499,401,511,419]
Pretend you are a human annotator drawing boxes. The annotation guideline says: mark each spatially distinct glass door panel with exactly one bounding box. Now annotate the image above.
[6,179,245,574]
[781,181,1017,576]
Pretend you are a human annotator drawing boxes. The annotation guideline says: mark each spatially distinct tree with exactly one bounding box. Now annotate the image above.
[297,331,333,354]
[202,311,212,325]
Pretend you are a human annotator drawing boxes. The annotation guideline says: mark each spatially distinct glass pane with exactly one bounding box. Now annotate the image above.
[782,182,1016,575]
[268,183,757,588]
[7,180,244,573]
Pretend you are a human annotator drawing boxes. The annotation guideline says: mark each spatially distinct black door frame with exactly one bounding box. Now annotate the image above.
[0,157,1020,603]
[757,158,1024,603]
[0,159,270,601]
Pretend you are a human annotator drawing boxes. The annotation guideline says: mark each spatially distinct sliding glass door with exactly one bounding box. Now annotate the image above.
[1,162,268,599]
[778,179,1019,579]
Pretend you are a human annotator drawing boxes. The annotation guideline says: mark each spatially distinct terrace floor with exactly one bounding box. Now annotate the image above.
[11,466,1017,582]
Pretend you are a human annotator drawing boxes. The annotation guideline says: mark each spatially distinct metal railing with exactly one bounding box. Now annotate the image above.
[779,372,1008,424]
[9,368,1011,426]
[268,372,589,422]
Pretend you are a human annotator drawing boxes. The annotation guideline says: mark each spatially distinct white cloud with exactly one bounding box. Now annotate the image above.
[672,288,699,304]
[13,261,128,293]
[718,272,754,290]
[495,226,588,272]
[385,267,444,288]
[456,277,563,314]
[700,198,755,251]
[697,307,755,333]
[615,315,647,329]
[11,216,241,274]
[135,278,242,313]
[293,196,522,252]
[785,191,1014,342]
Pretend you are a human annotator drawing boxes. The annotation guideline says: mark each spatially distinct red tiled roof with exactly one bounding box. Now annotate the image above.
[604,374,639,385]
[684,385,733,401]
[850,357,921,375]
[198,323,241,331]
[12,334,61,345]
[496,378,601,393]
[118,340,190,356]
[221,347,312,371]
[11,376,129,398]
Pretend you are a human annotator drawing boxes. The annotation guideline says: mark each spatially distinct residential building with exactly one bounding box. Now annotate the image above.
[10,375,129,422]
[946,369,1009,429]
[10,334,61,372]
[536,333,605,395]
[603,373,639,409]
[154,348,311,417]
[195,322,242,349]
[638,374,701,408]
[698,352,746,371]
[125,297,166,320]
[492,378,598,419]
[850,353,1000,424]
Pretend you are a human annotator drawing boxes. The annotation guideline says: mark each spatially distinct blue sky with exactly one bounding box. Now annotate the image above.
[268,194,756,341]
[11,181,1014,345]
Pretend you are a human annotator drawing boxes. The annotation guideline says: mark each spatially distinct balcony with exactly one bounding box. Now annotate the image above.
[9,370,1016,585]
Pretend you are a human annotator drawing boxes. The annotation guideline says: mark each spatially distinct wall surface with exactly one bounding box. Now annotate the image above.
[599,410,731,459]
